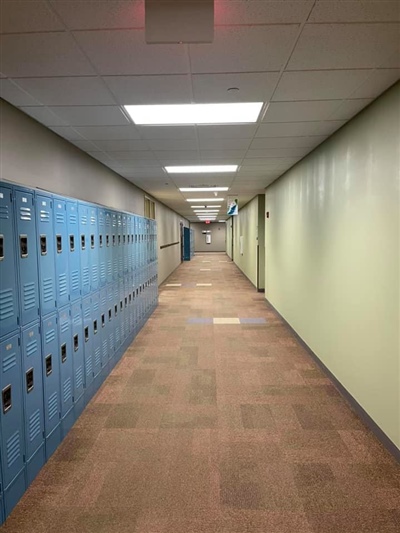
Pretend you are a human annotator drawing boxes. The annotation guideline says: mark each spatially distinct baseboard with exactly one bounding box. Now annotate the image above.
[265,297,400,463]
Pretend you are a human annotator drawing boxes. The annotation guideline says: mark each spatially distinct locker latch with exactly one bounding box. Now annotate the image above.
[112,235,116,246]
[40,235,47,255]
[129,294,132,303]
[114,304,118,316]
[127,235,130,244]
[61,343,67,363]
[99,235,103,248]
[93,320,98,334]
[84,326,89,342]
[20,234,28,258]
[73,334,79,351]
[106,234,110,247]
[69,235,75,251]
[26,368,34,393]
[120,300,123,311]
[123,235,126,244]
[91,234,95,249]
[2,385,11,413]
[118,235,121,245]
[101,314,105,327]
[0,234,4,261]
[45,354,53,376]
[81,235,85,250]
[108,309,112,321]
[56,234,62,253]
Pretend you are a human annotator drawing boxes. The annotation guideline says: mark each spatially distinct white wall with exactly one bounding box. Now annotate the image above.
[192,222,226,252]
[0,99,187,284]
[265,83,400,449]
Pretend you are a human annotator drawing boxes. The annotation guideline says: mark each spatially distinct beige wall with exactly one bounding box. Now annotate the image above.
[192,222,226,252]
[0,99,186,284]
[265,83,400,449]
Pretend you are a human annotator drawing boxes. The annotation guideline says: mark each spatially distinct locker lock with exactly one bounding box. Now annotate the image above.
[26,368,34,393]
[81,235,85,250]
[56,234,62,253]
[73,334,79,351]
[84,326,89,342]
[61,343,67,363]
[106,234,110,247]
[108,309,112,321]
[93,320,98,334]
[2,385,11,414]
[0,234,4,261]
[40,235,47,255]
[45,354,53,376]
[91,235,95,249]
[69,235,75,252]
[99,235,103,247]
[20,235,28,258]
[101,314,105,327]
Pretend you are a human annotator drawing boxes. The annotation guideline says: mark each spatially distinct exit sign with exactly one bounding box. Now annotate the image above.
[205,220,210,224]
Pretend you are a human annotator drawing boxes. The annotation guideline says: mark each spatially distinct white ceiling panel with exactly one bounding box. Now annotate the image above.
[328,98,374,120]
[288,24,400,70]
[349,69,400,99]
[47,106,130,126]
[215,1,313,24]
[103,75,192,104]
[263,100,343,122]
[0,1,65,34]
[49,127,86,141]
[241,159,281,168]
[74,30,189,75]
[246,148,310,158]
[0,33,95,77]
[87,152,115,163]
[250,135,328,150]
[90,139,150,151]
[198,138,251,150]
[147,139,198,151]
[70,140,102,151]
[105,160,161,169]
[105,151,156,160]
[14,77,116,106]
[197,125,258,140]
[192,72,280,102]
[256,120,347,137]
[309,1,400,23]
[139,126,197,140]
[20,106,67,126]
[155,151,199,160]
[73,125,141,140]
[171,176,234,187]
[272,70,373,102]
[50,0,144,30]
[200,149,247,160]
[0,79,41,106]
[237,165,280,175]
[189,25,299,73]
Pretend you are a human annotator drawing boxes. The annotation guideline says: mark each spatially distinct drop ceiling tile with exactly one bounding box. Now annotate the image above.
[105,151,156,160]
[328,98,374,120]
[189,25,299,73]
[349,69,400,98]
[288,23,400,70]
[171,176,233,187]
[250,135,328,150]
[309,1,400,23]
[200,150,247,159]
[0,79,41,106]
[14,77,116,106]
[256,121,346,137]
[215,1,313,24]
[198,138,251,150]
[192,72,280,102]
[272,70,372,101]
[47,106,129,126]
[87,152,115,163]
[104,75,192,104]
[0,1,65,33]
[241,158,281,168]
[238,165,279,175]
[111,160,161,168]
[70,140,102,151]
[247,148,310,158]
[50,0,144,30]
[139,126,197,140]
[155,151,199,160]
[147,139,198,151]
[74,30,189,75]
[263,100,342,122]
[49,127,86,141]
[122,168,166,177]
[73,125,141,140]
[197,125,258,139]
[20,106,67,126]
[0,33,95,77]
[90,139,150,151]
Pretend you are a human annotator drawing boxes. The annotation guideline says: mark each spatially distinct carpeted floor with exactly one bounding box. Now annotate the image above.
[3,253,399,532]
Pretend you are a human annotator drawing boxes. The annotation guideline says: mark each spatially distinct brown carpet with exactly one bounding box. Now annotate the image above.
[3,253,400,532]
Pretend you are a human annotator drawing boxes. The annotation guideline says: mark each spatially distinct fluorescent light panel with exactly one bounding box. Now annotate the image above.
[187,198,224,202]
[190,205,221,208]
[124,103,263,125]
[169,166,236,174]
[180,186,229,192]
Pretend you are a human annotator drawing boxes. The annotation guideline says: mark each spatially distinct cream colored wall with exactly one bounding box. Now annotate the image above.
[226,219,233,259]
[191,222,226,252]
[232,195,260,288]
[0,99,187,285]
[265,83,400,449]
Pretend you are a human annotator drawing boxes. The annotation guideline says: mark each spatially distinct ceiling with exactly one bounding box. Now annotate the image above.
[1,0,399,222]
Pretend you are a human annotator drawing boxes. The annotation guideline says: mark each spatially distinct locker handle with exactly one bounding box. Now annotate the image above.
[118,235,121,245]
[114,304,118,316]
[91,234,95,249]
[84,326,89,342]
[69,235,75,252]
[2,385,11,414]
[81,235,85,250]
[127,235,130,244]
[112,235,116,246]
[106,234,110,247]
[61,343,67,363]
[40,235,47,255]
[123,235,126,244]
[120,300,123,311]
[99,234,103,248]
[125,297,127,308]
[0,234,4,260]
[101,314,105,327]
[45,354,53,376]
[108,309,112,321]
[129,294,132,303]
[20,234,28,258]
[26,368,34,393]
[56,234,62,253]
[93,320,98,334]
[73,334,79,351]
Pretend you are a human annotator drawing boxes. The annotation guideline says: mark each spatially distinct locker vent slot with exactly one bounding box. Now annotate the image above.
[48,391,58,420]
[100,262,106,280]
[94,347,101,367]
[0,288,14,321]
[56,212,65,224]
[45,327,56,344]
[19,206,32,221]
[6,430,20,467]
[84,326,89,342]
[91,235,95,249]
[28,409,41,442]
[0,234,3,260]
[86,356,92,377]
[26,368,34,393]
[69,235,75,251]
[23,282,36,311]
[59,274,68,296]
[26,338,38,357]
[84,306,90,319]
[3,350,16,372]
[60,319,69,333]
[20,235,28,257]
[76,366,84,389]
[63,378,72,403]
[2,385,12,413]
[83,266,90,287]
[102,339,107,358]
[73,334,79,351]
[69,212,77,224]
[71,270,79,292]
[81,235,85,250]
[93,320,98,334]
[92,265,98,284]
[56,235,62,253]
[93,300,99,312]
[43,278,54,302]
[101,314,105,327]
[0,204,10,219]
[61,343,67,363]
[40,209,50,222]
[40,235,47,255]
[107,261,112,278]
[45,354,52,376]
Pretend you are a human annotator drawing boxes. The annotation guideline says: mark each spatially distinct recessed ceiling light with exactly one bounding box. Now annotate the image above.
[124,103,263,125]
[186,198,224,202]
[168,166,237,174]
[180,186,229,192]
[190,205,205,208]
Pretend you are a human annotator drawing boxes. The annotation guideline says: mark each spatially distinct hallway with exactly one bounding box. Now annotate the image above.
[3,253,399,533]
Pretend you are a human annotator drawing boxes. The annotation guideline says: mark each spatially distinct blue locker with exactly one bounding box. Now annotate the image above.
[0,184,19,338]
[91,291,102,381]
[122,214,128,276]
[112,212,118,282]
[117,213,123,278]
[36,193,57,316]
[119,280,125,346]
[14,186,40,326]
[105,210,113,284]
[53,197,69,308]
[82,295,93,401]
[66,201,81,302]
[58,306,74,436]
[127,215,132,275]
[106,285,115,360]
[0,332,26,517]
[21,323,45,486]
[100,287,108,373]
[114,283,121,352]
[70,300,85,417]
[89,205,99,292]
[78,202,90,296]
[0,479,4,526]
[98,208,106,287]
[41,314,61,460]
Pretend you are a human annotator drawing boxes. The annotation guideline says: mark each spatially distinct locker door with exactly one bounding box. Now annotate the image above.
[0,464,4,525]
[14,187,39,326]
[66,201,81,302]
[111,212,118,282]
[53,197,69,308]
[114,283,121,351]
[89,206,99,292]
[78,202,90,296]
[124,282,129,342]
[98,208,106,287]
[122,214,128,276]
[117,213,123,278]
[58,306,73,422]
[127,215,132,275]
[0,184,19,338]
[82,296,93,396]
[105,210,113,284]
[70,301,84,405]
[119,280,125,345]
[21,323,45,484]
[36,193,56,316]
[100,288,108,370]
[41,313,61,459]
[91,291,102,379]
[106,285,115,358]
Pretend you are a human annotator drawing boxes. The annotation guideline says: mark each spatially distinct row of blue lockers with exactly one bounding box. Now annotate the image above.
[0,180,158,339]
[183,227,195,261]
